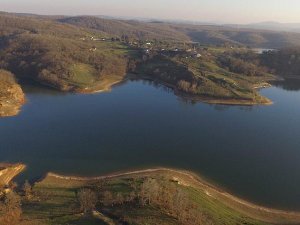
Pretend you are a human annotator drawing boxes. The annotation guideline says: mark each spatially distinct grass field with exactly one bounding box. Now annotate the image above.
[69,64,97,87]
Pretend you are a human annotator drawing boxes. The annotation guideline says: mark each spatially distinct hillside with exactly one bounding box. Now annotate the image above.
[0,14,132,92]
[58,16,300,48]
[58,16,190,42]
[175,25,300,48]
[227,22,300,33]
[0,70,25,117]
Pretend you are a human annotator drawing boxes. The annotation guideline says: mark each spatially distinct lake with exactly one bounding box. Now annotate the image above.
[1,79,300,210]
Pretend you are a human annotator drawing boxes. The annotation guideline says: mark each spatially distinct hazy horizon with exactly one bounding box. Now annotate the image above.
[1,0,300,24]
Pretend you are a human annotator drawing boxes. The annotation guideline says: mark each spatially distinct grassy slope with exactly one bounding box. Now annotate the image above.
[21,169,300,225]
[65,41,131,92]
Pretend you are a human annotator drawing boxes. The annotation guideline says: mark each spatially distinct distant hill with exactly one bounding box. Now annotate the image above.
[58,16,300,48]
[171,24,300,48]
[57,16,190,41]
[1,12,300,48]
[227,21,300,33]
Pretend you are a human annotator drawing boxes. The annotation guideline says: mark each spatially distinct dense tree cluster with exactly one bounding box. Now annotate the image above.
[138,178,214,225]
[0,183,42,225]
[135,55,203,95]
[177,80,201,94]
[261,48,300,76]
[84,177,214,225]
[217,52,267,76]
[0,191,22,225]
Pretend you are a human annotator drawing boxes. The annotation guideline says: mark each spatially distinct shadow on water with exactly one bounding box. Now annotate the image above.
[271,78,300,91]
[20,79,67,96]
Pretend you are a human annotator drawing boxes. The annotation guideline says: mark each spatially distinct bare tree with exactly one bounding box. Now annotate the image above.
[101,191,114,207]
[115,193,125,205]
[77,189,97,215]
[22,180,32,200]
[140,178,160,206]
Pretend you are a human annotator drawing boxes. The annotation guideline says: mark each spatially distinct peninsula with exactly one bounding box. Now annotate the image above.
[1,164,300,225]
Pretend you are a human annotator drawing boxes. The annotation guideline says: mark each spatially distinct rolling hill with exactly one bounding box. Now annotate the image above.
[57,16,300,48]
[227,22,300,33]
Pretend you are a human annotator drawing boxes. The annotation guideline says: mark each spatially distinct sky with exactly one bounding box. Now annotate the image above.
[1,0,300,24]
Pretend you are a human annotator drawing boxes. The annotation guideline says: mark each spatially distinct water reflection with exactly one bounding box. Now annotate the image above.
[20,79,67,96]
[271,79,300,91]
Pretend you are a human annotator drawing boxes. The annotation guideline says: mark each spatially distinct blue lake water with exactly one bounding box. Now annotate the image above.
[0,79,300,210]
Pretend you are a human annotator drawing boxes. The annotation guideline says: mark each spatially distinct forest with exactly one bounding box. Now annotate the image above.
[0,13,131,92]
[261,48,300,76]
